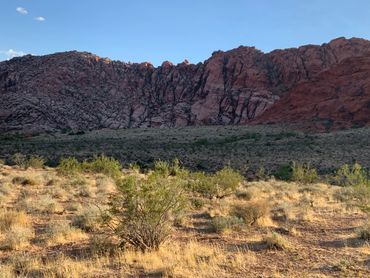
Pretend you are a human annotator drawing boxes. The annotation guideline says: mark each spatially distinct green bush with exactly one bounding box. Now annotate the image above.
[169,158,189,178]
[334,163,370,213]
[153,160,170,177]
[291,162,318,184]
[57,157,82,176]
[334,163,369,187]
[273,164,292,181]
[189,167,242,199]
[104,174,187,251]
[26,155,45,169]
[210,216,244,233]
[83,155,122,179]
[190,198,205,209]
[187,172,215,198]
[213,166,243,196]
[152,159,189,178]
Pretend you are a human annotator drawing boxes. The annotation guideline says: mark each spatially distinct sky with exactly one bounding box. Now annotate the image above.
[1,0,370,66]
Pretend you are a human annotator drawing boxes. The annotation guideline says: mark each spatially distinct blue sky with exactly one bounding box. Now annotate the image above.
[1,0,370,65]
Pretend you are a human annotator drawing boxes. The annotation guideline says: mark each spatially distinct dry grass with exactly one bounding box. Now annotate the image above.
[0,166,368,277]
[117,241,257,277]
[0,210,30,231]
[44,221,87,246]
[262,232,293,251]
[18,194,63,214]
[0,210,34,250]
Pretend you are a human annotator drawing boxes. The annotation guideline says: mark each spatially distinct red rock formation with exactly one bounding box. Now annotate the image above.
[0,37,369,133]
[253,56,370,131]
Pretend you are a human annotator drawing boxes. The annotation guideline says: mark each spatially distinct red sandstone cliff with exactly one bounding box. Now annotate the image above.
[0,37,369,133]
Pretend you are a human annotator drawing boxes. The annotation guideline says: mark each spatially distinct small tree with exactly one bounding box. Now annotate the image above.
[104,174,187,251]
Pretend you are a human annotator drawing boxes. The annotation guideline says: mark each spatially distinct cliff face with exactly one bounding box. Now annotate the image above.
[1,37,370,133]
[253,56,370,131]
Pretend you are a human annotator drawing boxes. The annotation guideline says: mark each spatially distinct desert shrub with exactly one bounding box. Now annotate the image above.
[189,166,242,199]
[72,205,101,232]
[128,162,141,173]
[96,175,115,195]
[82,155,122,178]
[334,163,369,187]
[273,164,292,181]
[169,158,189,178]
[214,166,243,196]
[291,162,318,184]
[357,221,370,241]
[263,232,292,250]
[6,253,40,277]
[0,209,33,250]
[58,157,82,176]
[256,166,269,181]
[235,189,253,200]
[1,225,34,250]
[188,172,215,198]
[334,163,370,213]
[152,159,189,178]
[104,174,187,251]
[12,153,28,169]
[0,182,12,195]
[69,176,87,187]
[89,234,116,256]
[7,254,88,278]
[153,160,170,177]
[45,221,86,245]
[26,155,45,169]
[231,201,269,226]
[210,216,244,233]
[76,183,94,197]
[12,176,37,186]
[190,198,205,209]
[20,195,60,214]
[0,210,30,232]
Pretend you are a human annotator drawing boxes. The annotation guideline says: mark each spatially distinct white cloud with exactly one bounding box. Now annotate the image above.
[0,49,27,60]
[16,7,28,15]
[34,16,46,22]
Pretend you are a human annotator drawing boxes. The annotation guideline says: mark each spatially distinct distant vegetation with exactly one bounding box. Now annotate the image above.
[0,125,369,176]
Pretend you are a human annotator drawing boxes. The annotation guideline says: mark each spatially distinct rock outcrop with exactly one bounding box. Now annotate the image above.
[0,37,369,133]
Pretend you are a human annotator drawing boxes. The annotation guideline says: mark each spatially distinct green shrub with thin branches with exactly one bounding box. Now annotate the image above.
[291,162,318,184]
[57,157,82,176]
[103,174,187,251]
[188,166,242,198]
[82,155,122,179]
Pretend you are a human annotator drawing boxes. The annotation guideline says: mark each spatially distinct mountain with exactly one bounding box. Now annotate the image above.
[1,37,370,133]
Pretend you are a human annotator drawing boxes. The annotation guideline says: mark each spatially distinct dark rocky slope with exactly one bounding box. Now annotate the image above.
[1,37,369,133]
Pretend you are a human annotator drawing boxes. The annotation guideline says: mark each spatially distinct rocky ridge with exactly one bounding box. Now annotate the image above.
[0,37,370,133]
